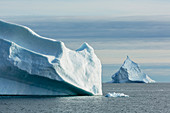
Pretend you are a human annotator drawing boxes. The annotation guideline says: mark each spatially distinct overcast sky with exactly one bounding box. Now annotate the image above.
[1,1,170,81]
[1,0,170,17]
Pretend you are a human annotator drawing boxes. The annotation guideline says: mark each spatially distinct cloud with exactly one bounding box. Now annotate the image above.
[1,0,170,16]
[95,49,170,64]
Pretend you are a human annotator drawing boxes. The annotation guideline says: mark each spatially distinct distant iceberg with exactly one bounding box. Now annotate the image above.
[110,56,155,83]
[105,92,129,97]
[0,20,102,96]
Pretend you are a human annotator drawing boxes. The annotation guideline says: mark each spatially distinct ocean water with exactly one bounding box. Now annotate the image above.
[0,83,170,113]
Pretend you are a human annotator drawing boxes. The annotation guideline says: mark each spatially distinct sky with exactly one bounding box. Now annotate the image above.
[1,0,170,82]
[1,0,170,17]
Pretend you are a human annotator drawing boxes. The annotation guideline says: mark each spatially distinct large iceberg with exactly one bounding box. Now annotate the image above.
[0,20,102,96]
[110,56,155,83]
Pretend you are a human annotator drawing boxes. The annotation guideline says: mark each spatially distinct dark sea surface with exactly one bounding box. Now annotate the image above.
[0,83,170,113]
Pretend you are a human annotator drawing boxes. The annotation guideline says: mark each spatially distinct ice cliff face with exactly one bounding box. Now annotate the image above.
[0,20,102,95]
[111,56,155,83]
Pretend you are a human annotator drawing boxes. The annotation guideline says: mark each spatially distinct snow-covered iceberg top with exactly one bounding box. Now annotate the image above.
[110,56,155,83]
[105,92,129,97]
[0,20,102,96]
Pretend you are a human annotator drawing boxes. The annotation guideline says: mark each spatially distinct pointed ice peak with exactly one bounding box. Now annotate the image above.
[76,42,94,52]
[81,42,93,50]
[124,56,132,63]
[111,56,155,83]
[122,56,138,69]
[125,56,132,62]
[126,55,130,60]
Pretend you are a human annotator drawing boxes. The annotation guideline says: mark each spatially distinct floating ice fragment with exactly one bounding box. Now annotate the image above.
[105,92,129,97]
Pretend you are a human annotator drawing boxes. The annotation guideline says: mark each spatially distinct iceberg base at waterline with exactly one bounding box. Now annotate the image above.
[0,20,102,96]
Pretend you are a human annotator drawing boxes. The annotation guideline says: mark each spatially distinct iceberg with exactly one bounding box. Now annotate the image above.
[105,92,129,97]
[0,20,102,96]
[110,56,155,83]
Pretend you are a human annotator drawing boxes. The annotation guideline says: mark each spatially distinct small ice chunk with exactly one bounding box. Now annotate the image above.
[105,92,129,97]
